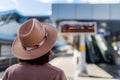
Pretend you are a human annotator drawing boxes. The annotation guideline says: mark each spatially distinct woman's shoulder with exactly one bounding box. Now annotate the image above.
[45,63,67,80]
[45,63,64,73]
[5,63,20,72]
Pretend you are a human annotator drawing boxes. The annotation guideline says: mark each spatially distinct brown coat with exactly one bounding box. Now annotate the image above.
[2,63,67,80]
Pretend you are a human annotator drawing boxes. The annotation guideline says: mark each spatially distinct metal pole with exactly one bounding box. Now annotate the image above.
[77,35,87,76]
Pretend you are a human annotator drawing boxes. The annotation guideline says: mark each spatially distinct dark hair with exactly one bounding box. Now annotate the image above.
[18,51,51,65]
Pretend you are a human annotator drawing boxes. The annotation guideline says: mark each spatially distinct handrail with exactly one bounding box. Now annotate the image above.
[93,35,115,64]
[85,35,96,63]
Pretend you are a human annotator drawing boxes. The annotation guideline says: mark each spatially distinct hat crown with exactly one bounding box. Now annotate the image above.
[19,19,45,47]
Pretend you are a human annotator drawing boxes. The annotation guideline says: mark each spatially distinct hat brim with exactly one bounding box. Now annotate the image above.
[12,23,57,60]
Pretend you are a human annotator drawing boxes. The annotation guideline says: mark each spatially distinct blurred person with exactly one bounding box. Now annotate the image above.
[2,19,67,80]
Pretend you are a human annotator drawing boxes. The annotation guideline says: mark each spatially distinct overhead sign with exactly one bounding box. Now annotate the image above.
[59,21,96,35]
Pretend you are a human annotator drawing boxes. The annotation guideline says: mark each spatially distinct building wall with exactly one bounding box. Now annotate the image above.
[52,4,120,20]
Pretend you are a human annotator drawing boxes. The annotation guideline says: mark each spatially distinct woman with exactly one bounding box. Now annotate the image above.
[2,18,67,80]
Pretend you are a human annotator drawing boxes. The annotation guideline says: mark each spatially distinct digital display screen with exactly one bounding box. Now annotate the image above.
[59,22,96,34]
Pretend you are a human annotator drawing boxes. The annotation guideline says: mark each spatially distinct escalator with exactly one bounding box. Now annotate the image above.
[85,35,115,64]
[85,35,104,63]
[85,35,120,78]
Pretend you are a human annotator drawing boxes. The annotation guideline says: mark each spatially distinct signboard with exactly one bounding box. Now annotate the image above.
[59,21,97,35]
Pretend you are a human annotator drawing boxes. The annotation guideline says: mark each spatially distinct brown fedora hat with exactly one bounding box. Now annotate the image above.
[12,18,57,60]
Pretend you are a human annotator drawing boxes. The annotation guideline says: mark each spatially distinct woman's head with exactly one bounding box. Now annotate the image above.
[12,18,57,60]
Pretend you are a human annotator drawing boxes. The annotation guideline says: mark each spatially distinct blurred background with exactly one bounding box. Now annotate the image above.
[1,0,120,80]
